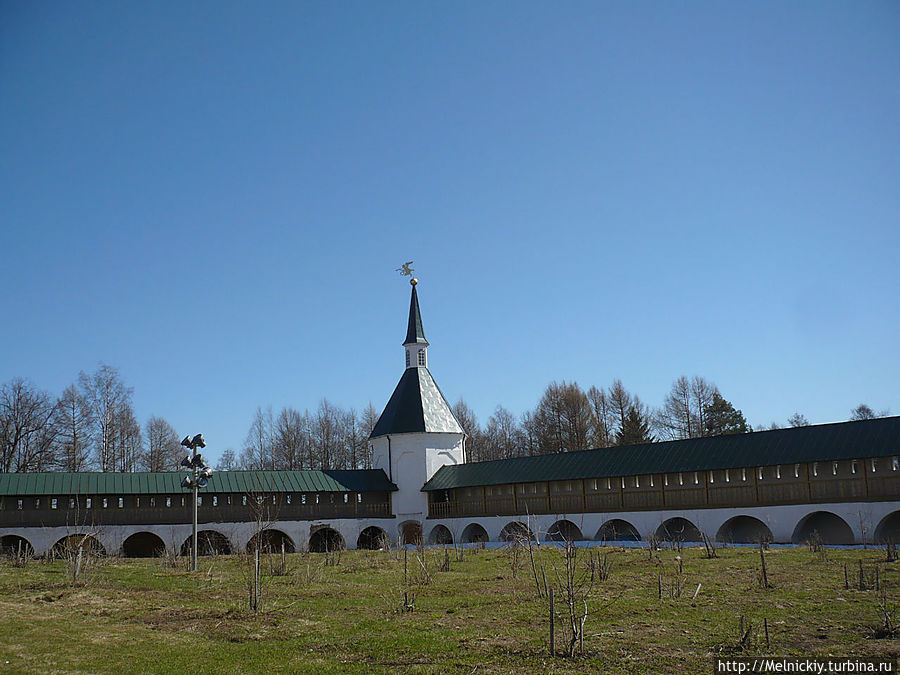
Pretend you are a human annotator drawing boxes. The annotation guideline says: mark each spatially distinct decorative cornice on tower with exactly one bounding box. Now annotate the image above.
[404,279,428,346]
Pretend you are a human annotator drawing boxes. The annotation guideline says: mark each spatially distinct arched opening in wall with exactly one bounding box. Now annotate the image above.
[655,518,703,543]
[547,520,584,543]
[791,511,854,545]
[1,535,35,558]
[122,532,166,558]
[461,523,488,544]
[50,534,105,559]
[248,529,295,554]
[499,521,534,543]
[357,526,389,550]
[399,520,423,546]
[309,527,345,553]
[428,525,453,545]
[874,511,900,544]
[595,519,640,542]
[180,531,233,557]
[716,516,773,544]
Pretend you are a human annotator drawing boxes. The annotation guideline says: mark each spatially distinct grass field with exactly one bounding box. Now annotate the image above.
[0,542,897,673]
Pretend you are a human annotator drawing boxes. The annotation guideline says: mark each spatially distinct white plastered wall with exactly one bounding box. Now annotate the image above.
[372,431,463,527]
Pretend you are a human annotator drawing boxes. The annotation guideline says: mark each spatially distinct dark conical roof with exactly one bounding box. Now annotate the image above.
[404,284,428,345]
[370,368,463,438]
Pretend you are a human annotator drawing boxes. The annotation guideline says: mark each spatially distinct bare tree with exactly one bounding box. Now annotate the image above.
[142,416,181,471]
[607,379,634,441]
[850,404,889,421]
[273,407,310,470]
[0,378,57,472]
[359,402,379,469]
[78,364,135,472]
[656,376,718,440]
[453,398,485,462]
[112,405,142,472]
[215,448,239,471]
[52,384,91,471]
[587,385,615,449]
[240,406,274,470]
[787,413,809,428]
[313,399,340,469]
[484,405,522,460]
[531,381,592,455]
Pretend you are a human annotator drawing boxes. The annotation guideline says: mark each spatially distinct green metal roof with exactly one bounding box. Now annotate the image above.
[422,416,900,491]
[0,470,397,496]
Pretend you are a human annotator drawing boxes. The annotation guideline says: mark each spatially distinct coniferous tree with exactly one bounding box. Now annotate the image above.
[615,406,654,446]
[703,392,751,436]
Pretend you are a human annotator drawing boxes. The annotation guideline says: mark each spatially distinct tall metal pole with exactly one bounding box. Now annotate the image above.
[192,462,199,572]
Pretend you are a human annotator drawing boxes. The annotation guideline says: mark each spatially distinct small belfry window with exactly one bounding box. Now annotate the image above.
[213,496,218,506]
[678,473,683,486]
[406,350,410,368]
[417,349,426,366]
[102,498,108,508]
[69,498,75,509]
[149,497,155,507]
[757,467,763,481]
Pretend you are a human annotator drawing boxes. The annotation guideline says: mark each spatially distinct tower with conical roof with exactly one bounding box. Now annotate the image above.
[370,278,464,540]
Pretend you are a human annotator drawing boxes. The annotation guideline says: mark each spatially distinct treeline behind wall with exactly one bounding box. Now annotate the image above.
[1,367,888,473]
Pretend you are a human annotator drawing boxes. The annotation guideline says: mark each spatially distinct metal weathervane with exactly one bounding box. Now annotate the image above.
[396,261,414,277]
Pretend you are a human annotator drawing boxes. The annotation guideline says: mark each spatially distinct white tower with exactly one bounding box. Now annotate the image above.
[370,278,464,541]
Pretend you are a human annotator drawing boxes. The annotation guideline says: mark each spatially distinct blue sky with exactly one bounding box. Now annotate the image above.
[1,2,898,464]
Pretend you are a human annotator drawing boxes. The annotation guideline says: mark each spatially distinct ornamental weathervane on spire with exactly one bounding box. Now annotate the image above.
[396,260,416,285]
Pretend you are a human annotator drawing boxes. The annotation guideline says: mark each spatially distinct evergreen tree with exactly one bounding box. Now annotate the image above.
[615,406,654,446]
[703,392,751,436]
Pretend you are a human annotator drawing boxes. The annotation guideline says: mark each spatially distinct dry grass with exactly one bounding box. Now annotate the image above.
[0,544,897,673]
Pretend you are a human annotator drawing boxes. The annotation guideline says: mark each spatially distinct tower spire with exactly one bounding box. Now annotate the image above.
[404,278,428,346]
[403,278,428,369]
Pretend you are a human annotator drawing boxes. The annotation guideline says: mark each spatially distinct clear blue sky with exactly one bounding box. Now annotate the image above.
[2,2,898,465]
